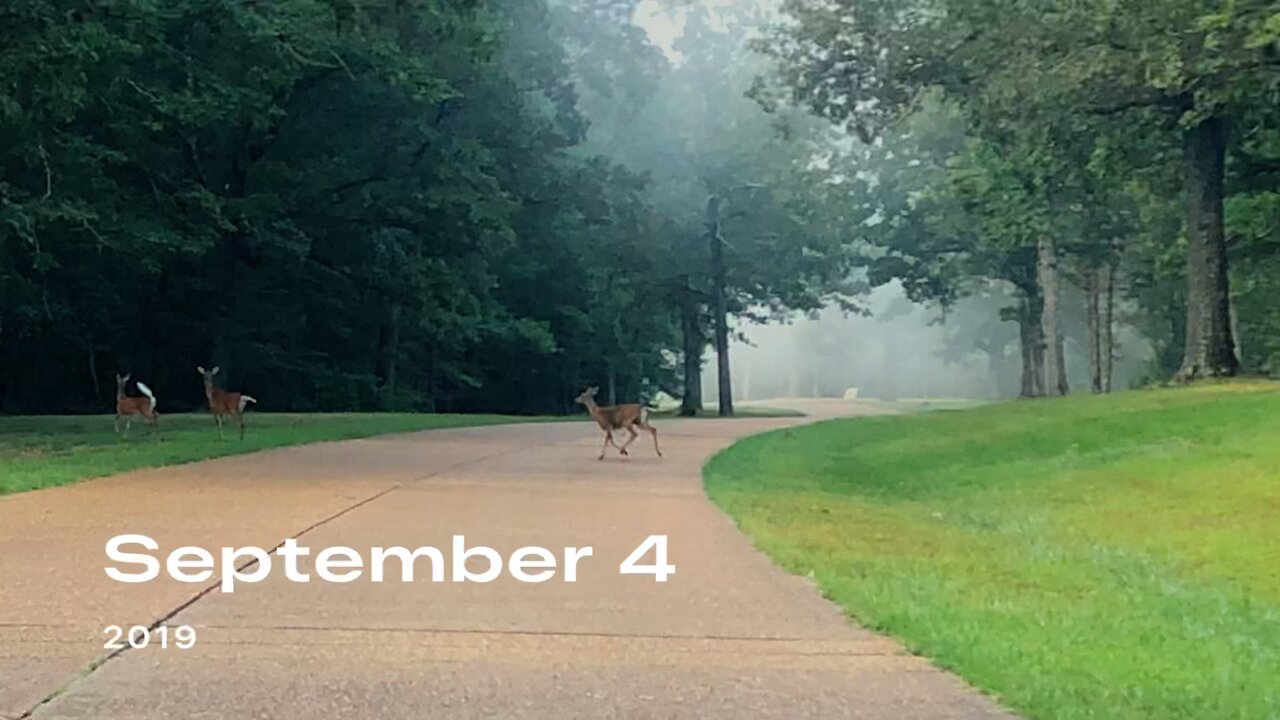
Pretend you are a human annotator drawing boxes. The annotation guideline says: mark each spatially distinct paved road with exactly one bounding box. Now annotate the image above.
[1,402,1013,719]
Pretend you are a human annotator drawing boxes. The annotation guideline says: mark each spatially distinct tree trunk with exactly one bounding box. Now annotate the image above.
[679,291,703,417]
[1102,264,1115,393]
[88,344,101,403]
[1086,267,1103,394]
[424,340,438,413]
[707,195,733,417]
[376,303,402,405]
[1176,116,1239,380]
[605,361,617,406]
[209,237,238,381]
[1037,235,1068,396]
[1018,295,1046,398]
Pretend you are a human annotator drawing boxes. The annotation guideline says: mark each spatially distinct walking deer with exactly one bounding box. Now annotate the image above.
[115,374,158,437]
[197,366,256,440]
[575,386,662,461]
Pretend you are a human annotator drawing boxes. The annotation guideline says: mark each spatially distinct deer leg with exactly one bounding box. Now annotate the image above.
[599,431,613,460]
[115,414,122,437]
[619,425,639,457]
[237,412,245,440]
[215,413,224,440]
[124,416,132,438]
[648,424,662,457]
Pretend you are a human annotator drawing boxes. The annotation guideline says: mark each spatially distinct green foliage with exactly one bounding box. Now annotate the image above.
[761,0,1280,382]
[0,0,854,415]
[707,381,1280,719]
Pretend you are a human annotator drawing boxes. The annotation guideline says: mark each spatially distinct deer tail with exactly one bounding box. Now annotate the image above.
[640,406,650,427]
[135,382,157,411]
[239,395,257,412]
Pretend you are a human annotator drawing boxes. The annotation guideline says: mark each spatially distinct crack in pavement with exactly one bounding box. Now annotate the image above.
[188,623,903,649]
[17,438,565,719]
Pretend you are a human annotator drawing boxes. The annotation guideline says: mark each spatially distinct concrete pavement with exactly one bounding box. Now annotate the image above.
[1,402,1013,719]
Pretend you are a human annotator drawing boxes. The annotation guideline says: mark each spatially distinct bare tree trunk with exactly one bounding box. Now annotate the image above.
[1086,267,1103,394]
[1177,116,1239,380]
[1037,236,1068,396]
[1102,264,1115,393]
[679,291,703,417]
[424,340,438,413]
[707,195,734,417]
[377,304,402,405]
[1018,295,1046,397]
[605,360,617,406]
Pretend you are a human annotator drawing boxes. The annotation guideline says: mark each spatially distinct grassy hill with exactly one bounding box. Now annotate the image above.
[705,381,1280,720]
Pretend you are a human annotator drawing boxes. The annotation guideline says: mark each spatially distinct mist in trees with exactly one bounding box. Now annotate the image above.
[2,0,1277,416]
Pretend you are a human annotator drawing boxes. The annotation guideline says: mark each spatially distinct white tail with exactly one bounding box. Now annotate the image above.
[135,381,157,411]
[114,374,159,437]
[575,386,662,461]
[197,366,256,440]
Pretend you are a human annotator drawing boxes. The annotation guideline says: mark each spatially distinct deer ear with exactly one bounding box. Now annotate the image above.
[197,366,205,375]
[590,386,599,395]
[123,373,131,382]
[211,367,221,375]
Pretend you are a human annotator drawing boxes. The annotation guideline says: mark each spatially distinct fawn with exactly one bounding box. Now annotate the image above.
[197,366,256,440]
[575,386,662,461]
[115,374,158,437]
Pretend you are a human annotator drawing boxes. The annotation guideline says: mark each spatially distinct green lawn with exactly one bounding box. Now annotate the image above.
[0,412,557,495]
[704,381,1280,720]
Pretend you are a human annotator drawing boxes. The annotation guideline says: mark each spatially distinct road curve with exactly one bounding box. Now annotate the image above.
[0,402,1013,719]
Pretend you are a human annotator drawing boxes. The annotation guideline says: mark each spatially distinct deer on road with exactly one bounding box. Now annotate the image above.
[115,374,158,437]
[197,366,256,440]
[575,386,662,461]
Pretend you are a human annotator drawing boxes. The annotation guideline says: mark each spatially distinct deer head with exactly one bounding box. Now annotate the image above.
[575,386,600,407]
[116,373,131,394]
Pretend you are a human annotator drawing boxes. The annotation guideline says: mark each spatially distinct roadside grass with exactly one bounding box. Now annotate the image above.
[0,412,557,495]
[651,406,807,418]
[704,381,1280,720]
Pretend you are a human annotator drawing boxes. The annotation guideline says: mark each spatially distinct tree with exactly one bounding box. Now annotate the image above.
[768,0,1280,381]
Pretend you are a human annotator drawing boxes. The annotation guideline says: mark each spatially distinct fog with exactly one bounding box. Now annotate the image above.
[714,283,1155,402]
[594,1,1160,404]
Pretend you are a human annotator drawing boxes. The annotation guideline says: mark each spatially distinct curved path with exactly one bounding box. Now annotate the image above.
[1,402,1013,719]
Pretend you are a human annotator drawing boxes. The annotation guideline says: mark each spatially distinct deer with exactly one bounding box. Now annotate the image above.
[197,366,256,440]
[115,374,158,437]
[575,386,662,461]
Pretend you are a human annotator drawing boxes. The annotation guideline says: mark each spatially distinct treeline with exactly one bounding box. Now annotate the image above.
[12,0,1265,416]
[760,0,1280,394]
[0,0,848,414]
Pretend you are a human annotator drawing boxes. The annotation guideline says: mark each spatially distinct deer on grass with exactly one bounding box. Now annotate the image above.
[115,374,158,437]
[197,366,256,440]
[575,386,662,461]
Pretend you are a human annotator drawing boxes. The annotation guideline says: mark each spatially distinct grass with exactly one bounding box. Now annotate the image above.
[704,381,1280,720]
[0,412,557,495]
[651,405,807,418]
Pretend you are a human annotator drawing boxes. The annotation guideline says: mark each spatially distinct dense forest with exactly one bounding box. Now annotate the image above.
[2,0,1277,415]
